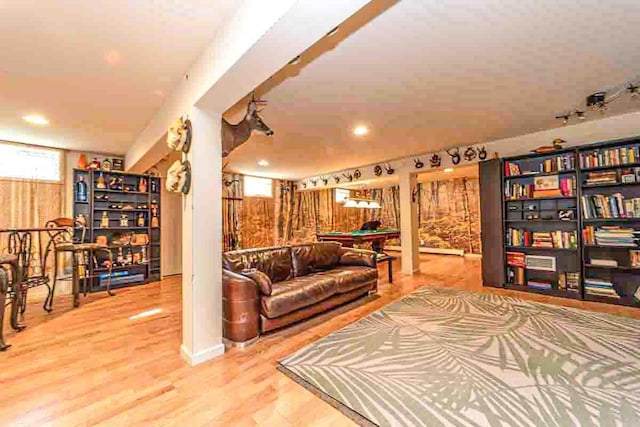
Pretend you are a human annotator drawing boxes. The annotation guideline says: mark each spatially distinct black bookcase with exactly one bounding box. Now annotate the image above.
[494,137,640,307]
[72,168,161,292]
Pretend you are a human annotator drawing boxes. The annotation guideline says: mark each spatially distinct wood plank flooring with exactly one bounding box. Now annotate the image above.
[2,254,638,426]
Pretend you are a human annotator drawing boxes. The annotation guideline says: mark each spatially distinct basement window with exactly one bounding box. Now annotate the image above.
[0,142,61,182]
[244,176,273,198]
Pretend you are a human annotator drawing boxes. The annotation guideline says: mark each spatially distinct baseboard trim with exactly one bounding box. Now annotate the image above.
[180,342,225,366]
[385,246,465,256]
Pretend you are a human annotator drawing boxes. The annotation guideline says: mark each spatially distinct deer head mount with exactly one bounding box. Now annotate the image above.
[353,169,362,180]
[333,175,341,184]
[414,158,424,169]
[478,146,487,160]
[321,176,329,186]
[342,173,353,182]
[384,164,395,175]
[446,148,461,165]
[373,165,382,176]
[310,179,318,187]
[221,94,274,157]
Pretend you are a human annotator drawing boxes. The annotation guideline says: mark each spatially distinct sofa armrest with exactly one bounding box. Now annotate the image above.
[338,248,377,268]
[223,269,259,299]
[222,269,260,345]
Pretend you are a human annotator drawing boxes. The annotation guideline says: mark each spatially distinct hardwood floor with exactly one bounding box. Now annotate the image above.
[2,254,639,426]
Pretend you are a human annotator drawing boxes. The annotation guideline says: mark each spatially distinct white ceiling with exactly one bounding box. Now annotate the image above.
[227,0,640,180]
[0,0,237,154]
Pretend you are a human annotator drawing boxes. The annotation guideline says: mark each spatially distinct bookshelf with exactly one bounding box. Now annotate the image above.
[579,139,640,306]
[502,150,581,298]
[493,137,640,307]
[72,168,161,292]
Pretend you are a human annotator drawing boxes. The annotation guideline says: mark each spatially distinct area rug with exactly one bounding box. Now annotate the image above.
[278,286,640,427]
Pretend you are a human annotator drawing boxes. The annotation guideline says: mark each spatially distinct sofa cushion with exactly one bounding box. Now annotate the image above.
[291,242,341,277]
[223,246,293,283]
[261,274,337,319]
[338,247,377,268]
[240,268,273,295]
[323,266,378,293]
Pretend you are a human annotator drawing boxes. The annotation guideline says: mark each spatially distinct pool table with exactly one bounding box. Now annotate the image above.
[317,229,400,254]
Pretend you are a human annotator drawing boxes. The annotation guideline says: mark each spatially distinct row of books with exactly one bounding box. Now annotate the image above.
[506,229,578,249]
[582,226,639,247]
[506,272,580,292]
[584,278,620,299]
[581,194,640,219]
[583,171,617,186]
[504,154,575,177]
[580,145,640,169]
[505,178,575,199]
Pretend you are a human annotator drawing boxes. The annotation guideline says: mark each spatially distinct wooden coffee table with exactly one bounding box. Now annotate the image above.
[376,254,396,283]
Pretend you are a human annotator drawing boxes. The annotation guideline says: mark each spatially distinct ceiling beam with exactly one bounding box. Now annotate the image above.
[125,0,372,173]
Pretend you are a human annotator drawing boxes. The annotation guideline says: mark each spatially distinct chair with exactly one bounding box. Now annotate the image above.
[45,218,113,310]
[0,253,21,351]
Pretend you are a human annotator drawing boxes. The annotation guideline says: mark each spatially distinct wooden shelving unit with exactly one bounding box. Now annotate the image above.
[72,169,161,292]
[493,137,640,307]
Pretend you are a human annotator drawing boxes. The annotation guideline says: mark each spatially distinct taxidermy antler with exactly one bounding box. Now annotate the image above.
[221,93,274,157]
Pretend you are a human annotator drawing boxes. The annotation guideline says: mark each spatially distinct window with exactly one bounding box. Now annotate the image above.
[244,176,273,197]
[0,142,61,182]
[335,188,350,203]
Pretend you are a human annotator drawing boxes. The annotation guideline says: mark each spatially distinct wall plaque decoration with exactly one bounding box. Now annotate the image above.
[373,165,382,176]
[464,147,477,162]
[429,154,441,168]
[446,148,461,165]
[353,169,362,179]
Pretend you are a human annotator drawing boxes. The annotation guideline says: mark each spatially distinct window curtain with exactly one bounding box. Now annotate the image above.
[0,150,65,277]
[275,180,295,246]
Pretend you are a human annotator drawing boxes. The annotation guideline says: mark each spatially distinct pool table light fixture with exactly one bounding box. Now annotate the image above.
[343,197,381,209]
[258,160,269,166]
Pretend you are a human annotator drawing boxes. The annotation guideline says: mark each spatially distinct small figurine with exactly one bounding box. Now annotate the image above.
[133,253,141,264]
[138,177,148,193]
[150,179,158,193]
[141,246,148,263]
[75,213,86,227]
[100,211,109,228]
[88,158,101,170]
[116,247,124,265]
[137,213,145,227]
[125,249,133,265]
[119,214,129,227]
[102,158,112,171]
[109,177,117,189]
[96,172,107,189]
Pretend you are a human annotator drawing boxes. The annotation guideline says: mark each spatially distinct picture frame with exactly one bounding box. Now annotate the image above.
[534,175,559,191]
[621,174,636,184]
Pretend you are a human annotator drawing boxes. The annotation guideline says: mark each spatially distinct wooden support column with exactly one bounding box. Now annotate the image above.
[399,169,420,275]
[180,106,225,365]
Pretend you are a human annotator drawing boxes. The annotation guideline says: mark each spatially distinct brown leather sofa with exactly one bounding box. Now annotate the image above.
[222,242,378,346]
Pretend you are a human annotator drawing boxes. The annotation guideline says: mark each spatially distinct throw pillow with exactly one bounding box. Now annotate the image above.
[241,268,273,295]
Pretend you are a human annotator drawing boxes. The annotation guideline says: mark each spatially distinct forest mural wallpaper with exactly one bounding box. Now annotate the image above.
[222,174,481,255]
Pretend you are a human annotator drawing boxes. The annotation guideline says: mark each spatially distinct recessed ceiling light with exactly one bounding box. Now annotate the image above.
[444,168,454,173]
[23,115,49,125]
[258,160,269,166]
[353,125,369,136]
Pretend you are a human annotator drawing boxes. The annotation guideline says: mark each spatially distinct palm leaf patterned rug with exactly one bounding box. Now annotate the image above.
[278,286,640,427]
